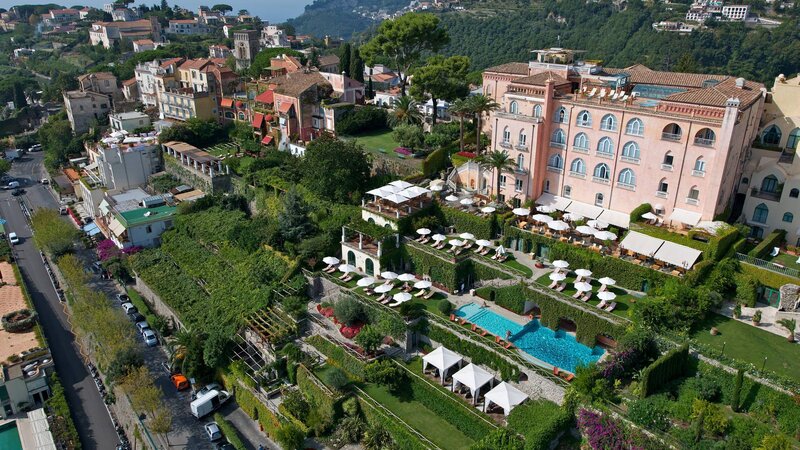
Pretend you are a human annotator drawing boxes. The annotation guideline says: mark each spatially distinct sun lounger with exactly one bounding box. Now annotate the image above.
[564,373,574,382]
[462,242,473,250]
[504,342,515,349]
[581,292,592,302]
[381,297,395,305]
[323,264,334,272]
[605,302,617,312]
[459,318,467,325]
[339,272,349,280]
[599,285,607,292]
[497,255,508,262]
[364,288,374,295]
[414,289,426,297]
[556,283,566,292]
[387,300,402,307]
[450,314,456,321]
[454,248,464,256]
[597,299,608,309]
[423,290,436,299]
[495,336,501,343]
[548,281,558,289]
[341,275,353,282]
[471,324,478,331]
[376,293,387,302]
[480,330,488,336]
[770,247,780,257]
[480,248,490,256]
[572,291,583,299]
[491,253,499,260]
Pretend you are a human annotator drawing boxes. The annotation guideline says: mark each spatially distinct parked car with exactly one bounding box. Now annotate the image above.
[170,374,190,391]
[121,302,137,315]
[59,206,69,215]
[214,442,235,450]
[204,422,223,442]
[11,188,25,196]
[8,232,19,245]
[28,144,42,152]
[135,321,150,334]
[143,329,158,347]
[128,312,145,323]
[6,181,19,189]
[192,383,222,401]
[40,178,49,185]
[116,293,130,303]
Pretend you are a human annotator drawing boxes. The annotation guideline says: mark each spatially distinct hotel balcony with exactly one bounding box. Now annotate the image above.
[693,137,715,147]
[515,143,528,151]
[655,190,668,198]
[616,182,635,191]
[361,198,432,220]
[592,176,610,185]
[513,166,528,175]
[550,141,566,149]
[573,145,589,154]
[661,164,673,171]
[494,110,542,124]
[750,188,781,202]
[546,165,564,174]
[692,170,705,177]
[499,141,512,149]
[685,197,699,206]
[342,233,381,258]
[661,132,682,141]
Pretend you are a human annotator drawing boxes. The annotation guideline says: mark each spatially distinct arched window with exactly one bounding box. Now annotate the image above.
[662,123,682,140]
[502,126,510,144]
[694,157,706,173]
[600,113,617,131]
[518,130,527,146]
[761,124,782,145]
[783,212,794,223]
[365,259,375,275]
[593,163,610,180]
[695,128,716,146]
[554,107,568,123]
[658,178,669,194]
[595,193,604,206]
[791,188,800,198]
[618,168,636,186]
[548,154,563,169]
[347,250,356,266]
[688,186,700,200]
[576,110,592,127]
[238,112,245,120]
[516,154,524,170]
[597,137,614,156]
[761,175,779,193]
[663,151,674,166]
[570,158,586,174]
[509,101,518,114]
[533,104,543,118]
[625,118,644,136]
[551,129,566,146]
[788,128,800,149]
[563,185,572,198]
[622,141,639,160]
[573,132,589,150]
[753,203,769,223]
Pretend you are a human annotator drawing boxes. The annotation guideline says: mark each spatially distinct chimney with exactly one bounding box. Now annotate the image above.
[735,77,745,88]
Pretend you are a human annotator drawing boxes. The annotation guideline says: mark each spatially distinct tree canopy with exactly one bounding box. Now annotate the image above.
[301,135,371,204]
[410,55,470,126]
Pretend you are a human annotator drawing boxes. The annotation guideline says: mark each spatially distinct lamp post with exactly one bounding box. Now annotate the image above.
[721,341,726,358]
[762,357,767,372]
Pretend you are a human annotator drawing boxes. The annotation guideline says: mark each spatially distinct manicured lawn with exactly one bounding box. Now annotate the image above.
[691,313,800,382]
[630,223,708,251]
[203,142,239,157]
[347,130,422,167]
[502,258,534,277]
[534,272,640,319]
[766,252,800,272]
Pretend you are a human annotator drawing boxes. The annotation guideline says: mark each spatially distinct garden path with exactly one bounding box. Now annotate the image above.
[717,302,793,339]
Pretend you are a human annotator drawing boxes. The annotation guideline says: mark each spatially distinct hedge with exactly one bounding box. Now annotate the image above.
[306,335,365,380]
[213,413,248,450]
[748,229,786,259]
[505,225,668,292]
[296,365,340,435]
[438,204,497,239]
[335,106,387,135]
[734,272,760,307]
[640,343,690,398]
[475,284,627,346]
[221,372,282,439]
[404,245,510,291]
[357,396,429,450]
[739,264,797,290]
[426,324,521,381]
[506,400,573,450]
[683,259,714,287]
[2,308,38,332]
[707,225,741,261]
[630,203,652,223]
[422,147,447,177]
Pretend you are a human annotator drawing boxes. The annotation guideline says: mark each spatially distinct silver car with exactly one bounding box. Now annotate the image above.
[142,329,158,347]
[204,422,222,441]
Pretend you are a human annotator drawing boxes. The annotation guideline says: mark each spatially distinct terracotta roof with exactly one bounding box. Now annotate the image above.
[94,19,152,29]
[133,39,154,45]
[255,90,274,104]
[604,64,729,89]
[169,19,196,24]
[160,57,184,68]
[220,98,233,108]
[261,135,273,145]
[484,62,529,76]
[372,72,397,82]
[278,102,293,114]
[318,54,340,67]
[511,71,569,87]
[663,77,764,108]
[252,112,265,128]
[180,58,214,70]
[64,168,80,182]
[123,78,137,86]
[78,71,116,81]
[270,71,330,98]
[50,9,79,14]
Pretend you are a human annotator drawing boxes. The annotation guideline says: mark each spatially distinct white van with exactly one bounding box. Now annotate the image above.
[7,181,19,189]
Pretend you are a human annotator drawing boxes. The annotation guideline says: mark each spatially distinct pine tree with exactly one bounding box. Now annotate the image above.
[731,369,743,412]
[277,187,315,243]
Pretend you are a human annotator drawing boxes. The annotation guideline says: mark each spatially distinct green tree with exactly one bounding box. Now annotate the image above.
[471,427,524,450]
[758,434,793,450]
[211,4,232,13]
[466,94,499,153]
[362,423,395,450]
[777,318,797,342]
[275,423,305,450]
[392,123,424,149]
[476,150,514,200]
[361,13,449,95]
[31,209,80,256]
[409,55,470,126]
[333,297,365,326]
[731,368,743,412]
[388,96,422,127]
[354,325,383,353]
[301,135,370,203]
[450,98,472,153]
[339,42,352,77]
[277,186,315,243]
[350,46,365,83]
[364,360,405,392]
[691,399,729,442]
[0,159,11,177]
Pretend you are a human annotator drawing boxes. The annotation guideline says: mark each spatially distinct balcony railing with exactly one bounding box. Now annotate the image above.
[779,150,796,164]
[692,169,705,177]
[573,145,589,154]
[592,176,610,184]
[513,167,528,175]
[620,156,640,164]
[661,132,681,141]
[694,137,715,147]
[569,171,586,179]
[515,143,528,151]
[655,190,668,198]
[576,121,591,128]
[685,197,699,206]
[750,188,781,201]
[616,182,635,191]
[596,152,613,160]
[550,141,566,149]
[661,163,673,171]
[499,141,511,149]
[546,166,563,174]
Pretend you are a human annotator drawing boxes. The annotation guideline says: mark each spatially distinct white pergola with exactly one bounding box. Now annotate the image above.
[452,363,495,404]
[422,346,463,385]
[484,382,528,416]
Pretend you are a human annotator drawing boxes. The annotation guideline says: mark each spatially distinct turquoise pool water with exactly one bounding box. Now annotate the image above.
[0,421,23,450]
[454,303,604,372]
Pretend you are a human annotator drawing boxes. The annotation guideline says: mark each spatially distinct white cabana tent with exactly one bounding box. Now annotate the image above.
[389,180,413,190]
[597,209,630,229]
[452,363,495,404]
[619,231,663,257]
[422,347,464,385]
[484,382,528,415]
[383,193,410,204]
[669,208,702,227]
[653,240,702,269]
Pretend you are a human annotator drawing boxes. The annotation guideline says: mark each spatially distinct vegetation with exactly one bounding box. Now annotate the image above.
[506,400,573,450]
[31,209,80,256]
[749,229,787,258]
[46,374,81,450]
[639,343,690,398]
[301,135,371,204]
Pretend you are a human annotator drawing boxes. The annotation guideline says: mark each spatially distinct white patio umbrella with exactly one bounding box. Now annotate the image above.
[587,219,609,230]
[512,207,530,216]
[323,256,340,265]
[563,212,584,222]
[476,239,493,248]
[537,205,556,213]
[481,206,496,214]
[383,193,410,204]
[576,225,598,236]
[598,277,616,287]
[575,268,593,278]
[449,239,464,247]
[416,228,431,236]
[495,245,506,255]
[459,232,475,241]
[374,284,393,294]
[549,272,567,282]
[389,180,413,190]
[357,277,376,287]
[460,198,474,206]
[531,214,553,223]
[432,234,447,242]
[414,280,432,289]
[574,281,592,292]
[380,271,399,280]
[641,212,658,220]
[548,220,570,231]
[338,264,357,273]
[393,292,412,302]
[397,273,416,282]
[597,291,617,301]
[595,231,618,241]
[445,195,459,202]
[552,260,570,269]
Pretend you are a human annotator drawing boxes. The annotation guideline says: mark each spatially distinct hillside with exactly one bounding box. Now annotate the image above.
[286,0,409,39]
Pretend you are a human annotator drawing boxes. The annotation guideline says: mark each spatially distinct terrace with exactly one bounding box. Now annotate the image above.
[362,180,433,221]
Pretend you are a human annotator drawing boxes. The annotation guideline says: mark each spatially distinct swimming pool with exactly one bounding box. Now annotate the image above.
[0,421,23,450]
[454,303,604,373]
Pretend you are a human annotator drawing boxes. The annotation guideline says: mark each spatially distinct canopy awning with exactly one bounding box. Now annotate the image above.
[619,231,664,257]
[452,363,494,403]
[669,208,702,226]
[653,241,702,268]
[422,347,463,384]
[261,135,273,145]
[389,180,413,190]
[597,209,630,229]
[82,222,102,236]
[108,218,127,237]
[398,186,430,199]
[535,193,572,211]
[383,193,410,204]
[565,200,604,220]
[484,382,528,416]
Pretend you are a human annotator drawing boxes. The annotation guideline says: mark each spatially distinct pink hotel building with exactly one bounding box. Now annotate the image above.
[474,48,765,228]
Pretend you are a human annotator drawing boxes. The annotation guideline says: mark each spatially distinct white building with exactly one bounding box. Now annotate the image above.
[168,19,209,35]
[260,23,290,48]
[111,7,137,21]
[110,111,151,132]
[722,4,749,20]
[97,190,177,249]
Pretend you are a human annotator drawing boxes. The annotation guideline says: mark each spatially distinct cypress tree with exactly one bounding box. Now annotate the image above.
[731,369,744,412]
[350,46,365,83]
[339,42,352,77]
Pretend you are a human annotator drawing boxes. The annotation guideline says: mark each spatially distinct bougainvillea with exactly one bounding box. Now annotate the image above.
[600,348,641,381]
[97,240,119,261]
[578,409,627,450]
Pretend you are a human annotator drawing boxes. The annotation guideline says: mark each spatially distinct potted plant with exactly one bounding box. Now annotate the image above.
[752,310,762,326]
[733,303,742,319]
[777,318,797,343]
[710,327,719,336]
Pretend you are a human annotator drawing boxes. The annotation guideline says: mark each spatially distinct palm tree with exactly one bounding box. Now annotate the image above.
[450,98,471,153]
[777,318,796,342]
[477,149,515,200]
[388,95,423,127]
[467,94,499,154]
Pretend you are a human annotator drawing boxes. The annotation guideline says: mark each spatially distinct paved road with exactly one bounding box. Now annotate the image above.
[0,152,119,450]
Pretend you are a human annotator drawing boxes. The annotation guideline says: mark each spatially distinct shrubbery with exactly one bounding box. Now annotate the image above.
[629,203,652,223]
[639,343,690,398]
[306,335,366,380]
[296,365,340,435]
[748,229,786,258]
[507,401,573,450]
[335,106,388,135]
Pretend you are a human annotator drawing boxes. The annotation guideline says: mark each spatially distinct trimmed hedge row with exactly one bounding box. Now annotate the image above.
[439,204,497,239]
[629,203,652,223]
[683,259,714,287]
[505,225,668,291]
[422,147,447,177]
[213,413,248,450]
[734,272,760,307]
[476,284,626,346]
[296,365,340,435]
[357,396,429,450]
[507,400,573,450]
[748,229,786,258]
[740,263,797,290]
[707,225,741,261]
[221,372,282,439]
[306,335,365,380]
[404,245,510,291]
[640,343,690,398]
[469,259,513,282]
[426,324,521,381]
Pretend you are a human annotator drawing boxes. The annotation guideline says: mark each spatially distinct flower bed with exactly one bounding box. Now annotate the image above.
[456,151,477,159]
[394,147,413,156]
[2,308,38,332]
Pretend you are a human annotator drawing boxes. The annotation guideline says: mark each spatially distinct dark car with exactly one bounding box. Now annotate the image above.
[11,188,25,196]
[214,442,235,450]
[116,293,130,303]
[128,312,145,323]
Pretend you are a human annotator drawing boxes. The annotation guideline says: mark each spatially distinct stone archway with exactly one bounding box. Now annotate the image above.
[347,250,356,266]
[365,258,375,276]
[558,317,577,333]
